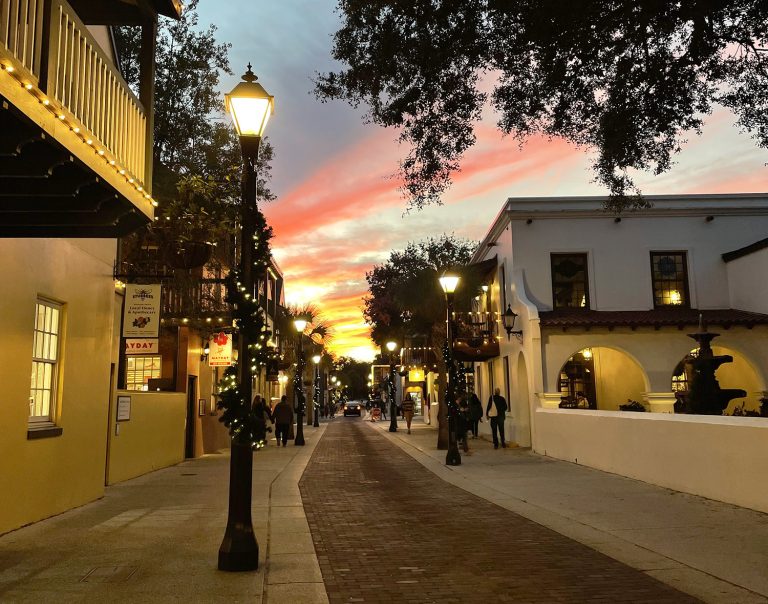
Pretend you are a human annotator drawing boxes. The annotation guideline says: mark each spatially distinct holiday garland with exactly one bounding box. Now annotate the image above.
[216,366,267,448]
[215,204,276,449]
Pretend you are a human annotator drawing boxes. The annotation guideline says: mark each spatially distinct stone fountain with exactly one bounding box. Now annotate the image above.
[681,316,746,415]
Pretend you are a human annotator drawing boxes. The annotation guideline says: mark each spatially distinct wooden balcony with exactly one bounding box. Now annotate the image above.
[0,0,161,236]
[452,311,500,362]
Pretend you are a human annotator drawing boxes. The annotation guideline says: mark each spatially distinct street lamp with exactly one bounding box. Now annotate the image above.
[312,354,321,427]
[218,64,274,573]
[502,304,523,341]
[293,318,307,445]
[439,271,461,466]
[385,341,399,432]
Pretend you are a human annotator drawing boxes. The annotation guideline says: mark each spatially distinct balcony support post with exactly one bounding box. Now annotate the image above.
[139,19,157,194]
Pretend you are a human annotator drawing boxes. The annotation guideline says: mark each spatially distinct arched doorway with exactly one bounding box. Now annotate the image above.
[558,347,647,411]
[671,345,765,414]
[514,352,531,447]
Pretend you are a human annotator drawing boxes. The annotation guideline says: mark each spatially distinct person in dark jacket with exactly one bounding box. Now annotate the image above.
[251,394,274,446]
[272,395,293,447]
[486,388,508,449]
[468,392,483,438]
[456,396,471,453]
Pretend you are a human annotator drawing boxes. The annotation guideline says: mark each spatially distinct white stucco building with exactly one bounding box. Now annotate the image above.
[470,193,768,513]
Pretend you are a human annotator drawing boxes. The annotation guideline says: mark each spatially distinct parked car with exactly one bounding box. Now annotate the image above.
[343,401,362,416]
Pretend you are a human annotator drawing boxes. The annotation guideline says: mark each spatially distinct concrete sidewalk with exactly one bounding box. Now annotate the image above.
[0,426,329,604]
[369,417,768,604]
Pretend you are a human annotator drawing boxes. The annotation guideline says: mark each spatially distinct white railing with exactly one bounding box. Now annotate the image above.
[0,0,147,187]
[0,0,45,79]
[51,0,146,184]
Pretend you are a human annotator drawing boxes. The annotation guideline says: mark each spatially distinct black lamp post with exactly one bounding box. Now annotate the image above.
[386,341,399,432]
[439,272,461,466]
[294,319,307,445]
[312,354,321,427]
[218,64,274,572]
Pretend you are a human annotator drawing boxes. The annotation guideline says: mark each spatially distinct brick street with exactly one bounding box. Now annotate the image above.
[299,419,699,604]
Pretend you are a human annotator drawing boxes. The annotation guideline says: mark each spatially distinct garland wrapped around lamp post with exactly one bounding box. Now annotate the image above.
[312,354,322,427]
[293,318,307,446]
[217,63,274,573]
[386,341,399,432]
[439,271,462,466]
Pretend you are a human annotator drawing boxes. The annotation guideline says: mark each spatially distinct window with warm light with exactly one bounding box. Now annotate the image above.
[29,299,63,425]
[126,356,162,391]
[650,252,689,308]
[551,254,589,310]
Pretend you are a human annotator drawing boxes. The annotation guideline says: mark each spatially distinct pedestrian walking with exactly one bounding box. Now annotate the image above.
[251,394,274,446]
[457,396,471,452]
[272,395,293,447]
[486,388,508,449]
[379,394,387,420]
[468,392,483,438]
[401,393,415,433]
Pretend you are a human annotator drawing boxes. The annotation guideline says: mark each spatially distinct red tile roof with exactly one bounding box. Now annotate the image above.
[538,308,768,329]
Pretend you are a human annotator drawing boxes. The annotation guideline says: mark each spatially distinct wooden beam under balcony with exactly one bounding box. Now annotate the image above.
[0,98,151,236]
[0,0,157,236]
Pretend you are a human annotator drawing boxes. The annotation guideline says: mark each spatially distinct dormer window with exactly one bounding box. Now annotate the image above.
[551,254,589,310]
[650,252,689,308]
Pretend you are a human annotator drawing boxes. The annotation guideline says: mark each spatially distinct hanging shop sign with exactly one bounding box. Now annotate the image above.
[123,284,162,338]
[125,338,159,355]
[208,332,233,367]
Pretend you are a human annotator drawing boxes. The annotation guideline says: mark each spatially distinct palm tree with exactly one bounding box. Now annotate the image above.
[279,303,333,425]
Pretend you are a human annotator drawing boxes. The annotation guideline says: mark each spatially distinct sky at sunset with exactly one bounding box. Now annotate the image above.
[197,1,768,361]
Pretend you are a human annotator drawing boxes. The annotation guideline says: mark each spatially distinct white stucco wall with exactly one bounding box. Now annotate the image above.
[534,408,768,514]
[510,210,768,312]
[726,247,768,315]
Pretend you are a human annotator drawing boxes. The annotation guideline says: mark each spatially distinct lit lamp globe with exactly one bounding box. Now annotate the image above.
[439,272,460,294]
[312,354,321,364]
[386,341,397,353]
[225,63,274,157]
[293,318,308,333]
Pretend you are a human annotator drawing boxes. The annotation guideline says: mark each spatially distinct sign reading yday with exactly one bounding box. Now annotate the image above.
[208,332,233,367]
[125,338,159,355]
[123,284,161,338]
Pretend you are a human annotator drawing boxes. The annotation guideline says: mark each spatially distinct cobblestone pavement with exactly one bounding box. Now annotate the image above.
[299,419,699,604]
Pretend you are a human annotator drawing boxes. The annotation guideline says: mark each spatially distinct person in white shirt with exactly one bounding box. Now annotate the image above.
[485,388,508,449]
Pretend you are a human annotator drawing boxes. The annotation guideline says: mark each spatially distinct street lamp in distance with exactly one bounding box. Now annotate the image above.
[218,64,274,573]
[312,354,322,427]
[439,271,461,466]
[386,340,399,432]
[293,318,307,446]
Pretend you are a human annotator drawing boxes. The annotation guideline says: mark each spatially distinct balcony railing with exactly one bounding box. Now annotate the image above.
[452,311,500,361]
[162,278,229,319]
[1,0,147,187]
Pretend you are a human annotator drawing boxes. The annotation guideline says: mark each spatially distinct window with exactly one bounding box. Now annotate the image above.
[29,299,62,424]
[126,356,162,391]
[650,252,689,308]
[551,254,589,310]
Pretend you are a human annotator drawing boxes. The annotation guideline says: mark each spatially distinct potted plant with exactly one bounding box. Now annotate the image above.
[619,399,646,412]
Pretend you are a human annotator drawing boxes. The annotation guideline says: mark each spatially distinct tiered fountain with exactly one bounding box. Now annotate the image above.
[680,315,746,415]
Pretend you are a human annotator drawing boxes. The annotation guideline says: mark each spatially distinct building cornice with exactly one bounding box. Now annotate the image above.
[471,193,768,262]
